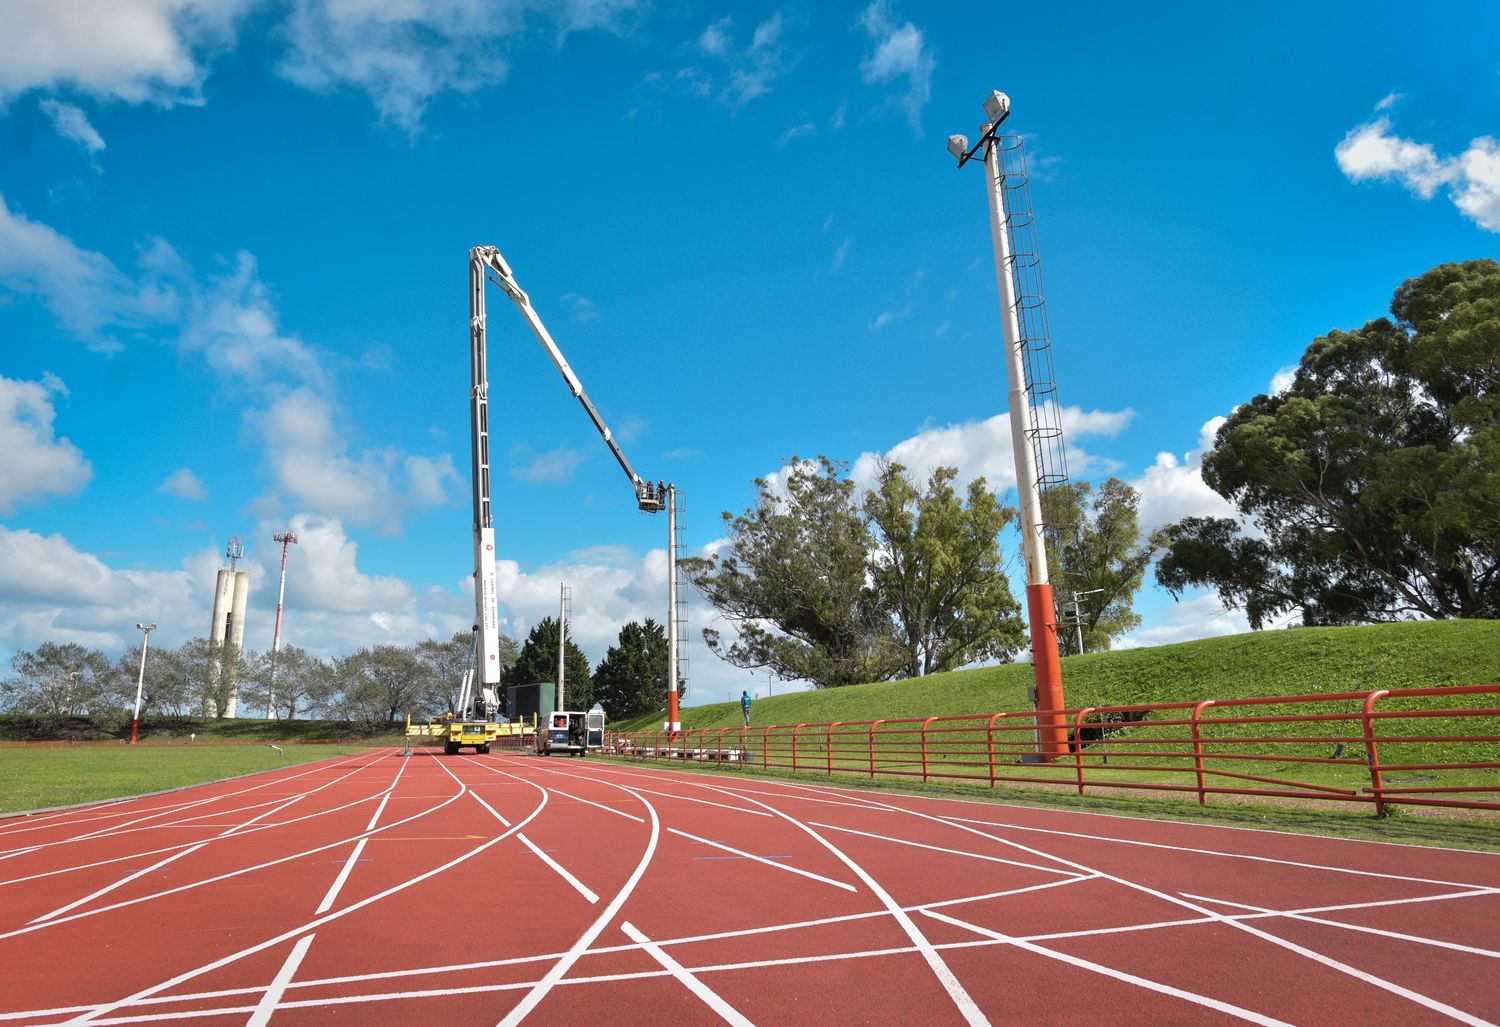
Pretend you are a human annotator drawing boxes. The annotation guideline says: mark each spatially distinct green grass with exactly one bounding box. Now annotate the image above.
[607,621,1500,826]
[617,620,1500,733]
[0,744,382,815]
[0,714,407,744]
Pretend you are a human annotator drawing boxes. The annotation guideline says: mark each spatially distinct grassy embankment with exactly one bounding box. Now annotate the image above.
[603,621,1500,845]
[0,744,382,815]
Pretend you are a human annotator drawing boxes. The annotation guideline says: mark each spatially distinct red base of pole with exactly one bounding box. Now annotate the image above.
[130,718,139,745]
[667,690,680,735]
[1026,582,1069,761]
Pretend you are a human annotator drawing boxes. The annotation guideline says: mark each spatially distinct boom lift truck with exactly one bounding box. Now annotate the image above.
[465,245,668,755]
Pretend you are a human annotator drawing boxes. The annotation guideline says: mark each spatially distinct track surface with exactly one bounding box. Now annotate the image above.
[2,749,1498,1025]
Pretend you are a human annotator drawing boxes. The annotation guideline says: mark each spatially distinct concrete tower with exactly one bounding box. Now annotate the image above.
[209,537,250,718]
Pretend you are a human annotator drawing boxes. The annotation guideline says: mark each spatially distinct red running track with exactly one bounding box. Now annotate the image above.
[1,748,1498,1025]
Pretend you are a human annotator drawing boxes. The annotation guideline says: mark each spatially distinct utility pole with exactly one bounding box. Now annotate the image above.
[666,483,680,733]
[949,91,1070,760]
[268,530,298,719]
[557,584,569,711]
[130,623,155,744]
[1070,588,1106,655]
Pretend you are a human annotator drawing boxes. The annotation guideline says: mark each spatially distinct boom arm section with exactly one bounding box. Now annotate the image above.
[472,245,665,513]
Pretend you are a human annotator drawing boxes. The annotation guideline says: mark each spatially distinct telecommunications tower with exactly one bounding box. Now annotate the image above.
[209,536,250,718]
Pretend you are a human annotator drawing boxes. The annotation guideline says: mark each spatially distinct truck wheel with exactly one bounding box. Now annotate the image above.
[443,740,456,755]
[478,744,490,754]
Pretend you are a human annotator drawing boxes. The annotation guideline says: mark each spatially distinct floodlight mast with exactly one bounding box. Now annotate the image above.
[950,91,1070,761]
[468,245,670,705]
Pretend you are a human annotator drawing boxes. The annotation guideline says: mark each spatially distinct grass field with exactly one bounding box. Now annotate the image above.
[615,620,1500,733]
[0,744,383,815]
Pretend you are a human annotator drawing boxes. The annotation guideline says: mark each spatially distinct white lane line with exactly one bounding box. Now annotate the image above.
[933,814,1499,891]
[518,834,598,904]
[843,791,1499,1027]
[618,785,771,818]
[807,821,1086,878]
[314,839,369,916]
[245,934,316,1027]
[496,779,661,1027]
[315,756,411,915]
[61,759,546,1026]
[29,843,207,924]
[7,761,468,945]
[7,882,1490,1025]
[0,752,381,847]
[667,827,856,893]
[923,909,1291,1026]
[1182,893,1500,960]
[620,921,754,1026]
[545,787,646,823]
[682,780,989,1027]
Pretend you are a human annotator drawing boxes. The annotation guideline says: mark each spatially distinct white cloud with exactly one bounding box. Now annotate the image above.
[179,251,326,390]
[1269,365,1297,395]
[851,405,1135,497]
[0,0,248,104]
[682,11,793,109]
[0,194,156,348]
[253,389,458,534]
[0,375,91,514]
[1128,416,1236,534]
[277,0,641,134]
[1335,112,1500,233]
[510,445,587,484]
[1114,592,1251,649]
[777,120,816,147]
[558,292,601,323]
[855,1,934,134]
[870,304,910,331]
[39,99,106,155]
[158,467,207,501]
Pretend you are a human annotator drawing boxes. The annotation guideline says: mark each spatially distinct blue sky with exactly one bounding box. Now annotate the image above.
[2,0,1497,707]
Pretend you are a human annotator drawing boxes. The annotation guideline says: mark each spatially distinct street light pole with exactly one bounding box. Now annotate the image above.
[131,623,155,744]
[949,91,1069,761]
[268,530,298,719]
[1070,588,1106,655]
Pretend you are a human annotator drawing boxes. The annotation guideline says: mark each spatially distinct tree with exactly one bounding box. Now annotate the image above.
[169,638,245,718]
[1155,259,1500,627]
[863,462,1025,676]
[336,645,428,724]
[593,619,669,719]
[240,645,337,721]
[1041,478,1152,655]
[683,456,902,689]
[415,631,519,714]
[1,643,111,715]
[502,617,593,711]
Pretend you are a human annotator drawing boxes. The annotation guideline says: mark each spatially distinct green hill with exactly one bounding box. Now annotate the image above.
[615,620,1500,733]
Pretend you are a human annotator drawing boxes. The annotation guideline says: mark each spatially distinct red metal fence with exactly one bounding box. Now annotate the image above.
[604,684,1500,814]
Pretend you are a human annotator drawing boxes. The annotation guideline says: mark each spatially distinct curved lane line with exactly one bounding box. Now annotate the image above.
[60,756,550,1026]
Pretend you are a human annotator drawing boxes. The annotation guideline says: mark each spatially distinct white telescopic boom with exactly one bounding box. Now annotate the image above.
[469,250,503,688]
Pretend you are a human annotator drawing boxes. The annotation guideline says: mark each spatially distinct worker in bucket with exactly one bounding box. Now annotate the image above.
[741,690,752,727]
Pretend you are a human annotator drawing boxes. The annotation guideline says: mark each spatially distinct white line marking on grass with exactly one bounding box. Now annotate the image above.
[620,921,754,1025]
[667,827,857,892]
[808,821,1087,878]
[1182,893,1500,960]
[245,934,315,1027]
[923,909,1292,1026]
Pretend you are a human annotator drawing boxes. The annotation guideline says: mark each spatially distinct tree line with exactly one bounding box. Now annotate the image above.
[684,458,1152,689]
[1,617,677,726]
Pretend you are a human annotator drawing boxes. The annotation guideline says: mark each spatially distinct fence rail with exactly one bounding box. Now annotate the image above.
[603,684,1500,814]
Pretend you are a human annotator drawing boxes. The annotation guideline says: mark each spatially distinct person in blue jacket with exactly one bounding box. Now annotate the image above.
[741,690,752,727]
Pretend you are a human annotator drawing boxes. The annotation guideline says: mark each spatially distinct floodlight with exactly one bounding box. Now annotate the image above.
[982,91,1010,123]
[947,134,969,161]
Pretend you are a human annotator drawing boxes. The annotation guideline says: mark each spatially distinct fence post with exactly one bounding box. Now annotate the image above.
[986,713,1004,787]
[869,720,885,779]
[921,717,937,783]
[1362,690,1391,816]
[1071,708,1096,795]
[1191,701,1215,805]
[827,722,841,775]
[792,724,804,773]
